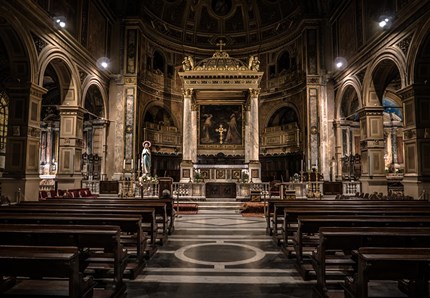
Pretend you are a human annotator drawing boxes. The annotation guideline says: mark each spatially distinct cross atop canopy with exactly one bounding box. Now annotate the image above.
[216,40,226,52]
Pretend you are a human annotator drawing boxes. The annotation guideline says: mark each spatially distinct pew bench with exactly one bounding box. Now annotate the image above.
[19,199,170,246]
[265,199,430,237]
[1,205,159,256]
[0,245,95,298]
[0,224,128,297]
[311,227,430,297]
[26,198,176,235]
[0,212,148,279]
[280,206,430,249]
[292,215,430,280]
[343,247,430,298]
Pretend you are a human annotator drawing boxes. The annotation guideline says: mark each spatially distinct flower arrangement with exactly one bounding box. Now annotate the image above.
[193,169,202,182]
[139,174,158,184]
[241,170,249,183]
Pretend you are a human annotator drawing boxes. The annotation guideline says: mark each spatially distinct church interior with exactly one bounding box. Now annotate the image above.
[1,0,430,297]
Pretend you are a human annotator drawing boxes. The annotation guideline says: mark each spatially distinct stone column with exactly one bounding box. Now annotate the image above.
[399,84,430,199]
[333,120,342,180]
[57,106,85,189]
[190,100,198,164]
[358,106,386,194]
[391,126,398,166]
[180,88,194,182]
[2,83,46,201]
[247,88,261,182]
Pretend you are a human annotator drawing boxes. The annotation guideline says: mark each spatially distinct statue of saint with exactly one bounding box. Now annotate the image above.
[141,141,151,176]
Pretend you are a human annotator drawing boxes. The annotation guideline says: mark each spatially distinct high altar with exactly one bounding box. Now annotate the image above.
[178,43,264,186]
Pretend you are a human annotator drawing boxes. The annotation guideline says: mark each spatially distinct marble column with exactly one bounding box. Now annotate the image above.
[333,120,342,181]
[247,88,261,182]
[180,88,194,182]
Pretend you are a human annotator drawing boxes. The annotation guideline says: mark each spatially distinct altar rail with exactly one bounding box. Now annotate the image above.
[172,182,269,200]
[342,181,362,196]
[173,182,205,200]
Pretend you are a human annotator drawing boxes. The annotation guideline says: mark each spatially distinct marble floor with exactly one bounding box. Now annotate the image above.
[126,209,315,298]
[126,208,408,298]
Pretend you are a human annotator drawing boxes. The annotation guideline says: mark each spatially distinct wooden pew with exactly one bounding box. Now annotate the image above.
[32,198,176,235]
[20,199,170,244]
[1,205,159,251]
[293,215,430,279]
[0,213,148,279]
[0,245,95,298]
[276,204,430,247]
[0,224,127,297]
[312,227,430,297]
[266,199,430,237]
[343,247,430,298]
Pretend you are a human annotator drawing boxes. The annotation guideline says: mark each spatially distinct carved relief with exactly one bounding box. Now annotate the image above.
[397,34,413,56]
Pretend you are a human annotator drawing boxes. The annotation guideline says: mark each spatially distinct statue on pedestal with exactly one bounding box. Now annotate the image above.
[141,141,151,178]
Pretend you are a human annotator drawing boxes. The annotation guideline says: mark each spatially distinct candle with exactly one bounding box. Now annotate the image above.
[300,159,303,172]
[123,159,125,169]
[131,159,134,170]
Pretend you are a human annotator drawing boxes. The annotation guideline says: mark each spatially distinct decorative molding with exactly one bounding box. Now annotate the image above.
[396,34,413,56]
[31,32,47,54]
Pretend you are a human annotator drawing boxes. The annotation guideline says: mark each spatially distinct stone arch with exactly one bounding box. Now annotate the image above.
[406,17,430,85]
[264,102,300,129]
[335,79,362,120]
[82,79,108,118]
[0,15,38,85]
[143,102,178,130]
[362,51,406,107]
[38,49,81,106]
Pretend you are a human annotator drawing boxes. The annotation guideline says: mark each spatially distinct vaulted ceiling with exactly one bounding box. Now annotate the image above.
[114,0,339,50]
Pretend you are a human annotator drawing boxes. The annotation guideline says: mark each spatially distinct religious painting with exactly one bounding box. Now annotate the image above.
[199,104,243,147]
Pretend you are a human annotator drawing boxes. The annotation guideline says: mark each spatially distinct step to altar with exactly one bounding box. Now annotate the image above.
[178,198,243,210]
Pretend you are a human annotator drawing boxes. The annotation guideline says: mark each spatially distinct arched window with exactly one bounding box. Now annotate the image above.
[153,51,165,74]
[0,90,9,171]
[278,51,291,73]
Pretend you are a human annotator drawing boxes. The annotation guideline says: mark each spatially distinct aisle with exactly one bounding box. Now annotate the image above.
[127,209,313,298]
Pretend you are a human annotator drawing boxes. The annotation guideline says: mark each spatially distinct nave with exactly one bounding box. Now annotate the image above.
[128,209,312,298]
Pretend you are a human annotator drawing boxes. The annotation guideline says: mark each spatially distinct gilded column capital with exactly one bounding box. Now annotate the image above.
[249,88,261,98]
[182,88,194,98]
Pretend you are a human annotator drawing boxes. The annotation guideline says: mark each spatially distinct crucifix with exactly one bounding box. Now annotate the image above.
[216,39,226,52]
[215,124,225,144]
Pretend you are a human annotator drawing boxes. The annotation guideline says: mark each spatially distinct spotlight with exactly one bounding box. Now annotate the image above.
[334,57,347,70]
[97,57,110,70]
[378,15,392,29]
[53,16,66,28]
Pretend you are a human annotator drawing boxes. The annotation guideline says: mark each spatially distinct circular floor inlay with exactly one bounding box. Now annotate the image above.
[175,242,265,267]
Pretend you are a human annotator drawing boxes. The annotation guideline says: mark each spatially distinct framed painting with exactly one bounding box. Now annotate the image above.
[199,104,243,148]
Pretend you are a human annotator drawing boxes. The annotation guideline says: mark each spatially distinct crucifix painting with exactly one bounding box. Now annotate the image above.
[199,104,243,146]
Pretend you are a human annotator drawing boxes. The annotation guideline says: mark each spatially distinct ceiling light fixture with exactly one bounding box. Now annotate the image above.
[378,15,392,29]
[53,16,66,28]
[334,57,347,70]
[97,57,110,70]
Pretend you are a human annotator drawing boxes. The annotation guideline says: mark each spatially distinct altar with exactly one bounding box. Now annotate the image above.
[205,182,236,198]
[177,42,264,185]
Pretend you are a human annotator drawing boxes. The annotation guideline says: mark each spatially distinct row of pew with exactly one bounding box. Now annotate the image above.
[266,198,430,298]
[0,197,176,297]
